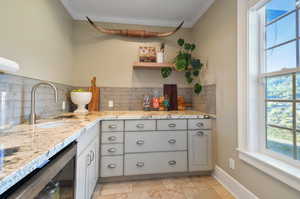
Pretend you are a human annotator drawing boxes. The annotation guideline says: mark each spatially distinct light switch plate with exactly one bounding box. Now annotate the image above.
[108,100,114,108]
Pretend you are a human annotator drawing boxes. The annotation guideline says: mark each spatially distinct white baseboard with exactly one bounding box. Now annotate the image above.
[212,166,259,199]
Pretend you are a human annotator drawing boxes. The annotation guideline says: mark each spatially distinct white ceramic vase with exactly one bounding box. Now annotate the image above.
[70,92,92,114]
[157,52,164,63]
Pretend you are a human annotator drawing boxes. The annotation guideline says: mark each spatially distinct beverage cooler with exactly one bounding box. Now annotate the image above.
[2,143,76,199]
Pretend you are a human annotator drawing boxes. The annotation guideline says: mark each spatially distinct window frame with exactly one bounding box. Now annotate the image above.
[237,0,300,192]
[257,1,300,166]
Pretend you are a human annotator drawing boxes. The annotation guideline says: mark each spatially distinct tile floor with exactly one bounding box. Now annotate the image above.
[93,176,235,199]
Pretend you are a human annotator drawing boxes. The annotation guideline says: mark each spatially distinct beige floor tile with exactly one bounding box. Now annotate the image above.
[96,176,235,199]
[96,193,128,199]
[148,188,187,199]
[183,187,221,199]
[212,184,234,198]
[101,182,133,195]
[132,179,165,193]
[202,176,221,187]
[162,177,194,189]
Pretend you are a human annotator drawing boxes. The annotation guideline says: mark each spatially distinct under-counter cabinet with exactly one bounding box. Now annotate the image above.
[100,118,212,179]
[76,123,100,199]
[188,119,212,171]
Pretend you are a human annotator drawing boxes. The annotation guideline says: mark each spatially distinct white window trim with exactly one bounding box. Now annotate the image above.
[237,0,300,191]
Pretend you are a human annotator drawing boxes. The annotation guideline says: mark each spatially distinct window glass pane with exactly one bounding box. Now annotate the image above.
[267,126,294,158]
[265,0,296,23]
[266,13,296,48]
[296,103,300,129]
[266,75,293,100]
[267,102,293,129]
[297,73,300,99]
[266,41,296,72]
[297,131,300,160]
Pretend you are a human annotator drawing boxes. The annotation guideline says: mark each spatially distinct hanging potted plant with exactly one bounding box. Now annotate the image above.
[161,38,203,95]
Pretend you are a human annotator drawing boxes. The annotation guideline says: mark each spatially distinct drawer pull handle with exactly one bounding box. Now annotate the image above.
[196,122,204,127]
[168,139,176,144]
[168,123,176,128]
[136,124,145,128]
[168,160,177,166]
[90,150,95,162]
[136,140,145,145]
[107,148,117,153]
[108,164,117,169]
[87,154,92,166]
[108,124,117,129]
[197,131,204,136]
[108,136,117,141]
[136,162,145,167]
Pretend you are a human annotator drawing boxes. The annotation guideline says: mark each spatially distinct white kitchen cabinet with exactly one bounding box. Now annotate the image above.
[76,123,100,199]
[188,130,212,171]
[87,137,99,199]
[75,144,90,199]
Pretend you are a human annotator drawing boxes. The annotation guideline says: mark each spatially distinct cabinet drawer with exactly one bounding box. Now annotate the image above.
[101,144,123,156]
[101,156,123,177]
[188,119,211,130]
[125,131,187,153]
[125,120,156,131]
[157,120,187,130]
[124,151,187,176]
[102,121,124,132]
[102,132,124,144]
[77,123,100,156]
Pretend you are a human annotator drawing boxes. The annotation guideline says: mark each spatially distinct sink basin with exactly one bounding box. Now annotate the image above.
[36,121,74,129]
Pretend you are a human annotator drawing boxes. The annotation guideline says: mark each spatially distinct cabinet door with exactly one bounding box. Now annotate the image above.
[89,139,99,198]
[188,130,212,171]
[84,140,99,199]
[75,149,90,199]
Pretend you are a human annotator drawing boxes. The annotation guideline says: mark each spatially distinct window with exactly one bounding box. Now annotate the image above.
[259,0,300,162]
[237,0,300,191]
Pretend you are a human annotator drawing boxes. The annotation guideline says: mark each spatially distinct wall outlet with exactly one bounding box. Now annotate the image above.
[108,100,114,108]
[229,158,235,170]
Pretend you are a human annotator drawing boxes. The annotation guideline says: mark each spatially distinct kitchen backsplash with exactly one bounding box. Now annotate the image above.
[0,73,216,126]
[100,87,193,111]
[0,73,73,125]
[193,84,216,114]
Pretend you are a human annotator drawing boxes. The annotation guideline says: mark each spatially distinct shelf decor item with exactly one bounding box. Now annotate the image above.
[71,89,92,114]
[139,46,157,62]
[157,43,165,63]
[161,38,203,95]
[86,17,184,38]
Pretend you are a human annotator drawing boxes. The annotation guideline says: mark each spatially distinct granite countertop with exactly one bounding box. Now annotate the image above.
[0,111,215,195]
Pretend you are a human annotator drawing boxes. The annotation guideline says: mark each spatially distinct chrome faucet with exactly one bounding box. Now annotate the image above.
[29,82,58,125]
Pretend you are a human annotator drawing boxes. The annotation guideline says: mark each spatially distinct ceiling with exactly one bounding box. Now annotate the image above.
[60,0,214,28]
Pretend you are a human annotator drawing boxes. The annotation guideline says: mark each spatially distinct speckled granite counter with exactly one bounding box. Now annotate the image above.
[0,111,215,195]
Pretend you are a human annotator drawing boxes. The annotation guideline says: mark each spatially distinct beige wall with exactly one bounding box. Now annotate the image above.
[72,21,194,87]
[192,0,300,198]
[0,0,73,85]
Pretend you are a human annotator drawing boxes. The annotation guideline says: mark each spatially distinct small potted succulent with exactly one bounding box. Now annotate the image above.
[70,89,92,114]
[161,38,203,94]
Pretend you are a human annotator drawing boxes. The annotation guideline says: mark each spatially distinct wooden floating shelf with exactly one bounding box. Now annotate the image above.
[133,62,174,69]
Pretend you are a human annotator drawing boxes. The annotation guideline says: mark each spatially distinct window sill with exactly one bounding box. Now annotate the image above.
[238,149,300,191]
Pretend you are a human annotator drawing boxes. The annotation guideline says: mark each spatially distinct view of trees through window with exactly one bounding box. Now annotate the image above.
[264,0,300,160]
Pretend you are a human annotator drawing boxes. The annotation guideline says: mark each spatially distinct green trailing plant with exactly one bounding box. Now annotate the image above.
[161,38,203,94]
